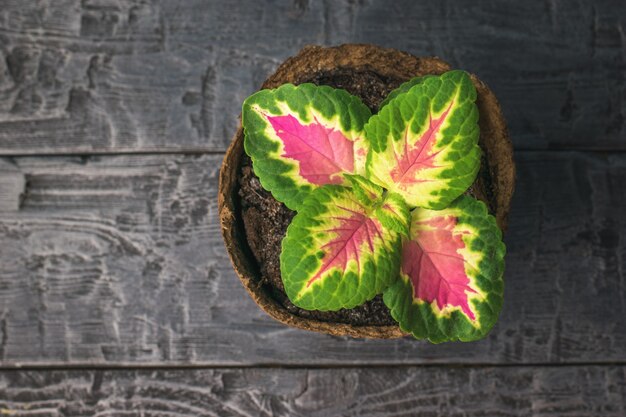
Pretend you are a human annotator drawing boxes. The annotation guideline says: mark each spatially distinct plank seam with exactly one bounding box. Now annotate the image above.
[1,361,626,371]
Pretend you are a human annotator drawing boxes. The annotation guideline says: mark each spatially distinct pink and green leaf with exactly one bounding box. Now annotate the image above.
[242,83,371,210]
[383,196,505,342]
[364,70,481,210]
[280,181,408,310]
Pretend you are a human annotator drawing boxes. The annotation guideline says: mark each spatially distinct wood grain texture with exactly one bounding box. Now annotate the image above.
[0,151,625,366]
[0,366,624,416]
[0,0,623,154]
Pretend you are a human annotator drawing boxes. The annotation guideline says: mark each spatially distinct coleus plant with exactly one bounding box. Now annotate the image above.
[242,70,505,343]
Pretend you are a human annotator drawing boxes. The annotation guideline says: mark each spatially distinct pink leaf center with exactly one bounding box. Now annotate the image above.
[307,205,383,287]
[266,113,355,185]
[402,215,477,320]
[389,102,453,187]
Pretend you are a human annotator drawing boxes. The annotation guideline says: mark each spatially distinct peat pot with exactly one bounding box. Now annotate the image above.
[218,44,515,338]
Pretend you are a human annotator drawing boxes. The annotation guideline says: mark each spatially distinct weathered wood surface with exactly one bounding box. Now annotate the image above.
[0,151,624,366]
[0,0,623,154]
[0,366,624,416]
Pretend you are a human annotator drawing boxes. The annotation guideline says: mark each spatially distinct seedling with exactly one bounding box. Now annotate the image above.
[242,71,505,343]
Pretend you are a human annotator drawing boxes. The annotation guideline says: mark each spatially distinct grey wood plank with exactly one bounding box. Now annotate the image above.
[0,159,24,211]
[0,366,624,416]
[0,151,625,366]
[0,0,623,154]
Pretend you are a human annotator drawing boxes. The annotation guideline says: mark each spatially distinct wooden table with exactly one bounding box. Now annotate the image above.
[1,0,625,415]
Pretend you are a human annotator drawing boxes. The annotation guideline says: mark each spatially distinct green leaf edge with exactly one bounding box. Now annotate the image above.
[379,75,432,109]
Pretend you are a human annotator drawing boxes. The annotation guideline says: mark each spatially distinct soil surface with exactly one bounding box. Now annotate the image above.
[237,69,406,326]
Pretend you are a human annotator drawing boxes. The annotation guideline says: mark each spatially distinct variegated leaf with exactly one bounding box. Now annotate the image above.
[242,83,371,210]
[280,179,409,310]
[383,196,505,342]
[365,70,481,210]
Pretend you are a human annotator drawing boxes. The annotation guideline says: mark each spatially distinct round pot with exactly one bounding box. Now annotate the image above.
[218,44,515,338]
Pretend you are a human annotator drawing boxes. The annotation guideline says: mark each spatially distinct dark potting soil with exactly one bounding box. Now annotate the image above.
[238,69,406,326]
